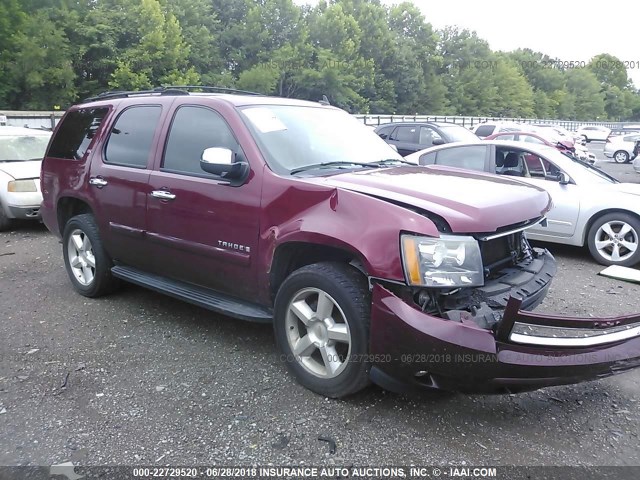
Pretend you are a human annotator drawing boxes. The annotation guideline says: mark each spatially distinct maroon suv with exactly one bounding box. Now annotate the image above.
[40,88,640,397]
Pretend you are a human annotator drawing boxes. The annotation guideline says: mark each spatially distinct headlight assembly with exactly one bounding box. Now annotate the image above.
[8,179,37,193]
[401,234,484,287]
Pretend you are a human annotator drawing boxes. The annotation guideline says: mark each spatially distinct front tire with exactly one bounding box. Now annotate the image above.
[613,150,629,163]
[0,206,11,232]
[587,213,640,267]
[274,262,371,398]
[62,214,119,297]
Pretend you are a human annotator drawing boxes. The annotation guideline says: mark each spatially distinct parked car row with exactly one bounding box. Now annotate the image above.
[405,140,640,267]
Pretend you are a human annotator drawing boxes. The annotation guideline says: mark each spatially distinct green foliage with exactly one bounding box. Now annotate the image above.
[1,0,639,120]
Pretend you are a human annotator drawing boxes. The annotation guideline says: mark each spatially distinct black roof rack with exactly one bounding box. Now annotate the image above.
[82,85,263,103]
[163,85,264,96]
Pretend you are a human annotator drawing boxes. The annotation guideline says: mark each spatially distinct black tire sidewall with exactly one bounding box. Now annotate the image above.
[587,213,640,267]
[274,262,371,398]
[0,206,11,232]
[62,214,116,297]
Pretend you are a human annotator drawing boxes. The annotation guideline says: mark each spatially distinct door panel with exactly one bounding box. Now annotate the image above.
[87,105,162,270]
[494,148,580,237]
[145,105,262,299]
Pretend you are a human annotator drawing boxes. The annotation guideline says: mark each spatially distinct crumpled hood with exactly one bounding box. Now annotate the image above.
[306,166,552,233]
[0,160,42,180]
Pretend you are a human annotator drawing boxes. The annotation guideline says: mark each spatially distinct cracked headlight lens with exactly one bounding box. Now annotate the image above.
[401,234,484,287]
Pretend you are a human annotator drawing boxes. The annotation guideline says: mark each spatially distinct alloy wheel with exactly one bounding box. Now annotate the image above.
[67,229,96,286]
[285,287,351,379]
[594,221,638,263]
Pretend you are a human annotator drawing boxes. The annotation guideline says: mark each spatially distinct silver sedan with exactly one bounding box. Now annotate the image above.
[407,140,640,267]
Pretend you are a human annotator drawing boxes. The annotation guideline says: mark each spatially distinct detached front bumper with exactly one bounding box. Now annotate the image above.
[369,278,640,395]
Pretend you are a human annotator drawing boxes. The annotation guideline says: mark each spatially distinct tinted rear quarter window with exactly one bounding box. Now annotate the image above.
[104,106,161,168]
[47,107,109,160]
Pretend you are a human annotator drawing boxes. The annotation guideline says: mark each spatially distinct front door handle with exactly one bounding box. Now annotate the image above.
[89,177,108,188]
[151,190,176,200]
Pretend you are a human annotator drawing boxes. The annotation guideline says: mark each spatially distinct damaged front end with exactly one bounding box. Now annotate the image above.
[369,222,640,394]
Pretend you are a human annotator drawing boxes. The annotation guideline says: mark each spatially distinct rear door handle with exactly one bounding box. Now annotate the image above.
[89,177,108,188]
[151,190,176,200]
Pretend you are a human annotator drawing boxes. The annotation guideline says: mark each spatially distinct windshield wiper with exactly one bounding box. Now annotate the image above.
[290,161,380,175]
[366,158,415,166]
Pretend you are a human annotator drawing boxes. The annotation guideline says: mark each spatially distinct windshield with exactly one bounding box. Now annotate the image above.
[0,134,51,162]
[239,105,403,175]
[440,125,478,142]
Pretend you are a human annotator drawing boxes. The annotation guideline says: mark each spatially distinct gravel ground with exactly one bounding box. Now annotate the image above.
[1,145,639,468]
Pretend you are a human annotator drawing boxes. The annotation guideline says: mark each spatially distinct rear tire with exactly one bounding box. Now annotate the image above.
[62,214,119,297]
[587,213,640,267]
[274,262,371,398]
[613,150,629,163]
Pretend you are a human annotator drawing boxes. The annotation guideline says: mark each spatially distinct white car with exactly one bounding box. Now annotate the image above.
[472,121,525,139]
[407,140,640,266]
[604,133,640,163]
[576,125,611,143]
[0,127,51,230]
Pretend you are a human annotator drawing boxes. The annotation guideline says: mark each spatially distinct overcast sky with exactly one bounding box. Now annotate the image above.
[295,0,639,87]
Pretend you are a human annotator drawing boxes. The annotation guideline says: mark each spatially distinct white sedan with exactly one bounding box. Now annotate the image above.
[604,133,640,163]
[0,126,51,230]
[576,125,611,143]
[407,140,640,266]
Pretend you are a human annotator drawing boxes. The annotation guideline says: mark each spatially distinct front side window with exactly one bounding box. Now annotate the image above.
[104,106,161,168]
[376,125,394,139]
[391,126,419,143]
[434,146,486,171]
[47,107,108,160]
[418,126,443,147]
[163,106,238,176]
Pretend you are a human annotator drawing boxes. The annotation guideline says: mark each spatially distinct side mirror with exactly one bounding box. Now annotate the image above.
[432,138,445,146]
[389,144,399,152]
[200,147,249,184]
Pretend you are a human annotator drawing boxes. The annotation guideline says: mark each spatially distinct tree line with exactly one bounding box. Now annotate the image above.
[1,0,639,121]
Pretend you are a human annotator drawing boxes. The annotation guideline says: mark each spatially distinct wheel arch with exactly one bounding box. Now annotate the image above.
[269,241,369,303]
[581,208,640,246]
[56,197,94,236]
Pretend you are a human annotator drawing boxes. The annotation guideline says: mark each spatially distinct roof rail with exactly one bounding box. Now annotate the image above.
[162,85,264,96]
[82,87,190,103]
[82,85,264,104]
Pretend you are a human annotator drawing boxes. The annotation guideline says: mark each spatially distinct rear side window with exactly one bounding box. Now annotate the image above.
[474,125,494,137]
[434,146,487,171]
[104,106,161,168]
[163,106,238,176]
[47,107,108,160]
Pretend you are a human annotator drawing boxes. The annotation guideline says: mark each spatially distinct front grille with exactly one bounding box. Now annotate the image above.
[479,232,524,273]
